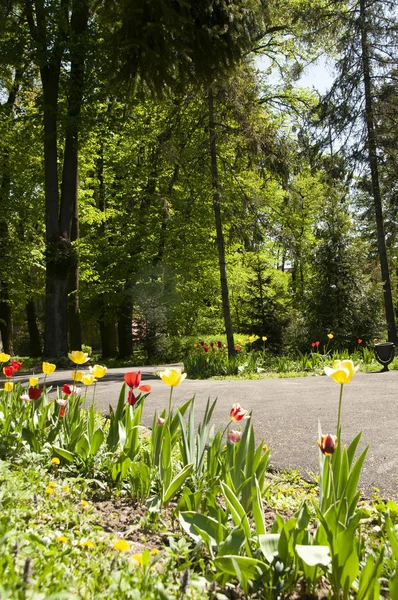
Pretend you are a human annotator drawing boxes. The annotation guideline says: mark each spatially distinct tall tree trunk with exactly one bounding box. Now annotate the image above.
[0,284,13,355]
[359,0,397,344]
[63,0,88,351]
[27,1,88,357]
[118,282,133,358]
[208,87,235,358]
[95,139,118,357]
[68,202,81,350]
[0,70,22,356]
[41,61,69,357]
[99,320,118,358]
[26,298,42,357]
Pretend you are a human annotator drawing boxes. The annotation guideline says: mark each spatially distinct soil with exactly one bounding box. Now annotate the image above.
[91,496,330,599]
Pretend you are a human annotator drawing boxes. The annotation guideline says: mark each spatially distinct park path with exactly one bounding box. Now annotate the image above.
[12,365,398,499]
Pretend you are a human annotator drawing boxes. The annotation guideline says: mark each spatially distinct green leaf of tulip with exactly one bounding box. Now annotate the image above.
[295,544,331,567]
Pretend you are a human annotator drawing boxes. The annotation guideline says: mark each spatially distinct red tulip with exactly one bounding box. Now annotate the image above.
[217,341,222,349]
[138,384,151,393]
[315,341,320,347]
[204,346,209,353]
[199,341,205,346]
[317,434,338,456]
[11,361,23,371]
[235,345,241,352]
[311,342,316,348]
[59,406,66,418]
[358,338,363,344]
[3,365,14,378]
[127,390,137,406]
[28,387,42,400]
[62,384,73,395]
[124,371,141,388]
[210,342,215,348]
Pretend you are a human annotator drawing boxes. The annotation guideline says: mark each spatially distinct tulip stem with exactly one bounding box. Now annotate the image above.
[336,384,343,437]
[221,422,231,442]
[92,381,97,407]
[168,388,173,416]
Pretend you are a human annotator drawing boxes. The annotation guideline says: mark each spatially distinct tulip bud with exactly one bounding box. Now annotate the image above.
[228,430,242,444]
[317,434,338,456]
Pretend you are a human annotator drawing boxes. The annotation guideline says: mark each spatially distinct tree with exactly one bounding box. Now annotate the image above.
[316,0,398,343]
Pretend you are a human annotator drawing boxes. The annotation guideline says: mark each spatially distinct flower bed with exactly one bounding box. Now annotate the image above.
[0,353,396,598]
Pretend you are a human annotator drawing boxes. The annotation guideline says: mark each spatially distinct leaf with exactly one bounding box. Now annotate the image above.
[179,511,226,546]
[258,533,280,563]
[22,427,37,451]
[213,555,268,579]
[52,446,75,463]
[220,482,252,554]
[118,421,126,450]
[295,544,331,567]
[89,428,104,456]
[75,434,89,459]
[218,527,246,556]
[163,463,193,505]
[251,476,266,536]
[356,552,383,600]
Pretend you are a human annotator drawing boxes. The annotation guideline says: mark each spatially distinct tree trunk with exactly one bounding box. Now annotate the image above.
[99,319,118,358]
[26,298,42,357]
[41,61,69,358]
[118,282,134,358]
[0,283,13,355]
[68,198,82,350]
[208,87,235,358]
[29,0,88,358]
[63,0,88,351]
[359,0,397,344]
[0,70,22,356]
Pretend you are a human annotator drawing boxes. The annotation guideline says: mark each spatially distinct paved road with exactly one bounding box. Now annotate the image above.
[13,365,398,499]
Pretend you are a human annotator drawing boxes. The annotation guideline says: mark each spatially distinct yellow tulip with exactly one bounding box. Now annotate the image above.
[324,359,358,384]
[327,333,334,340]
[82,373,95,386]
[42,362,56,375]
[262,336,267,341]
[30,377,39,387]
[68,351,89,365]
[72,370,83,382]
[90,364,107,379]
[4,381,13,392]
[0,352,10,363]
[51,457,60,465]
[159,368,187,387]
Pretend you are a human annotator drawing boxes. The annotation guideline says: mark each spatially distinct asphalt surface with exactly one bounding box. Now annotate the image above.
[11,364,398,499]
